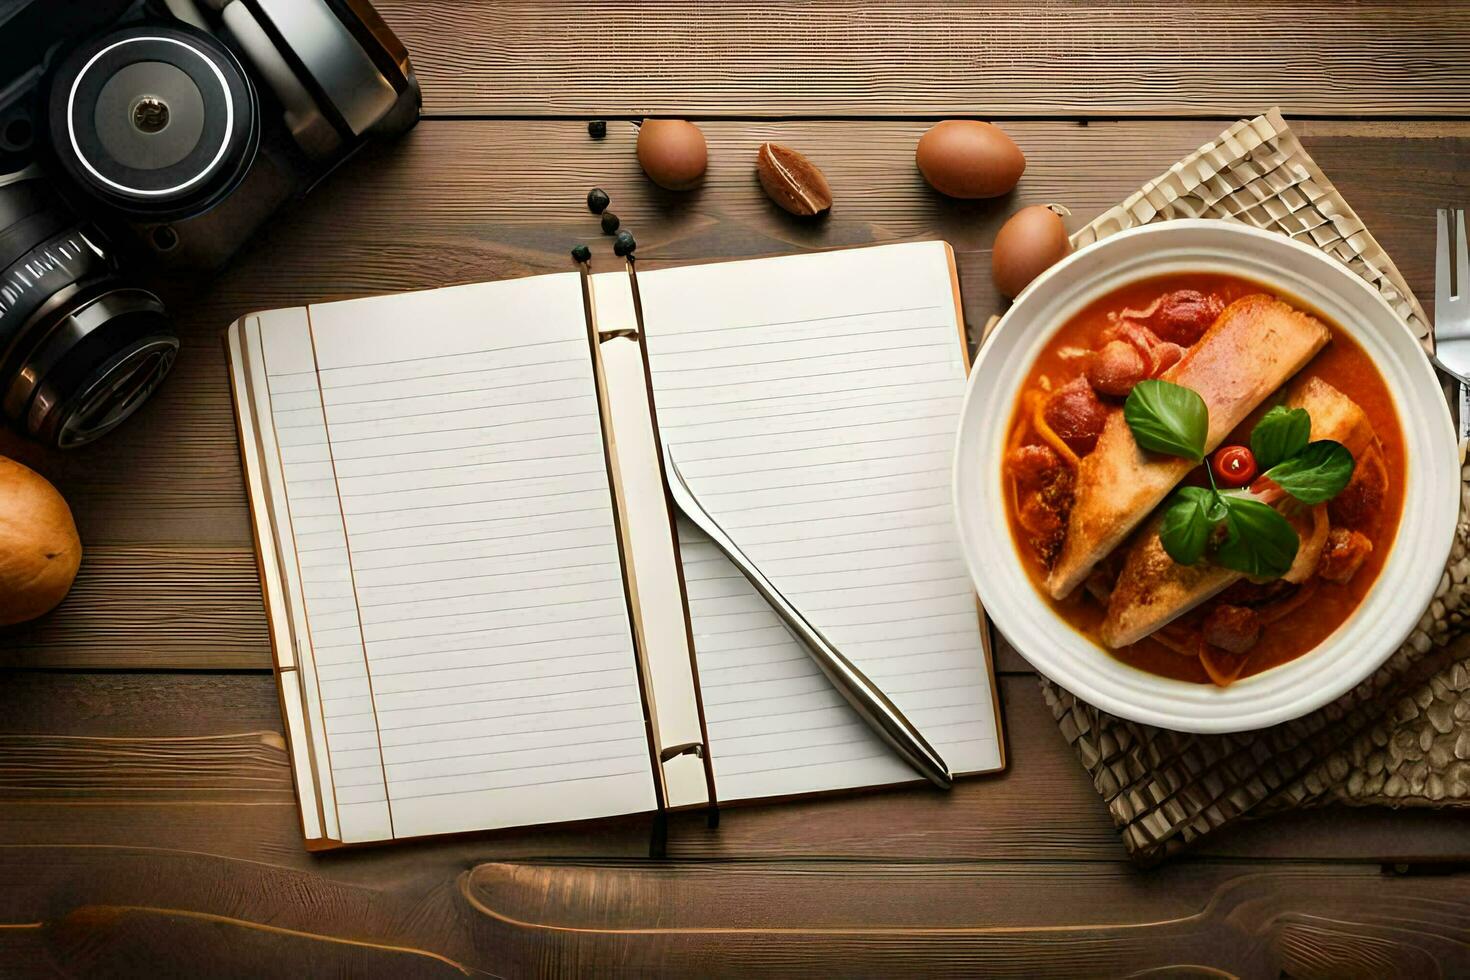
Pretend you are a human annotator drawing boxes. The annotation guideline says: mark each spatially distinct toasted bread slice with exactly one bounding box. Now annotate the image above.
[1046,295,1331,600]
[1100,378,1374,648]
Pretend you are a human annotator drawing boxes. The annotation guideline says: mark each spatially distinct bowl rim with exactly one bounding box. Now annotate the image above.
[952,218,1459,733]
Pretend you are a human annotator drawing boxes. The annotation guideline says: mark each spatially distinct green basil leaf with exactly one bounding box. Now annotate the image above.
[1123,379,1209,461]
[1262,440,1356,505]
[1214,495,1299,579]
[1250,405,1311,470]
[1159,486,1226,566]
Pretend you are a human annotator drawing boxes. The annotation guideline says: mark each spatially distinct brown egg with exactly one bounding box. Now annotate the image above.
[915,120,1025,199]
[637,119,708,190]
[992,205,1073,299]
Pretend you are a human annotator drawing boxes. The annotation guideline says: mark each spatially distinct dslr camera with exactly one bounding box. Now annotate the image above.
[0,0,419,447]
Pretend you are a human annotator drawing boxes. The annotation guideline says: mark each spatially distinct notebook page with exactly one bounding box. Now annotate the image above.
[639,242,1001,802]
[257,274,656,841]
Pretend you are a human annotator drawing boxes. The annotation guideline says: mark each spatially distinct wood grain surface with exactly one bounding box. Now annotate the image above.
[2,1,1469,976]
[1,671,1470,977]
[374,1,1470,118]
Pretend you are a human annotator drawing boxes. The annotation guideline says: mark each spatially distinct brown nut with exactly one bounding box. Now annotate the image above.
[756,142,832,217]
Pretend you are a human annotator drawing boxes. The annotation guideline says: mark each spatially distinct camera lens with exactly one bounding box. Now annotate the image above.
[0,178,177,448]
[45,23,258,219]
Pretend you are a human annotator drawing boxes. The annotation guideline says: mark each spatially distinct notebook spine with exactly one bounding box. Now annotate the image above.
[623,258,720,829]
[576,257,720,830]
[575,261,670,828]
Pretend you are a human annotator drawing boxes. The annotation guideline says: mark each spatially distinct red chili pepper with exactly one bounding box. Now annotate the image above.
[1211,445,1257,487]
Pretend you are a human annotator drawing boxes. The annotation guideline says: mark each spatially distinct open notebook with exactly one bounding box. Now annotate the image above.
[226,241,1004,848]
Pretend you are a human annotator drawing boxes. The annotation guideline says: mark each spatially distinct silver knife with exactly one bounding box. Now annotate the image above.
[662,444,953,789]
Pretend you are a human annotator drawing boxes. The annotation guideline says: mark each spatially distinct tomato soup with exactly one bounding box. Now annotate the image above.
[1001,273,1405,686]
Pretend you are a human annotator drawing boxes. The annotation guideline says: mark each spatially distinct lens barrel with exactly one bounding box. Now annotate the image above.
[0,178,176,448]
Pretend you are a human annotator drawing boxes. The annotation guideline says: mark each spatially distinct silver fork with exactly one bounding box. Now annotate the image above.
[1432,209,1470,437]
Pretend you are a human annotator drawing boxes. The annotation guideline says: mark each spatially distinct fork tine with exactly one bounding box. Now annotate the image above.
[1438,209,1452,312]
[1457,209,1469,301]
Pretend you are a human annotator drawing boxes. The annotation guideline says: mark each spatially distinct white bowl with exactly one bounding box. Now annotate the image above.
[953,219,1460,733]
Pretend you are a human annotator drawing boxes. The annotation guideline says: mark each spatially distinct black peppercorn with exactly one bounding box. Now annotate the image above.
[570,243,592,263]
[600,212,620,234]
[588,119,607,140]
[586,187,610,214]
[613,230,636,257]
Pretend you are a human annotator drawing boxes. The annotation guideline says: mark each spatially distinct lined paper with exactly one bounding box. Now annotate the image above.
[640,243,1001,801]
[256,274,656,841]
[259,310,388,843]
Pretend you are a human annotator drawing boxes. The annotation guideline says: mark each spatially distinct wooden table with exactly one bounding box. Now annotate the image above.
[3,3,1470,975]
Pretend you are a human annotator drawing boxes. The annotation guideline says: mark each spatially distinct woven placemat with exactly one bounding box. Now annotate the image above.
[1029,108,1470,865]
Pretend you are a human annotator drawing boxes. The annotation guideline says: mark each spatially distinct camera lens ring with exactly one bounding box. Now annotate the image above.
[22,288,177,448]
[0,231,114,380]
[46,23,259,218]
[49,339,177,449]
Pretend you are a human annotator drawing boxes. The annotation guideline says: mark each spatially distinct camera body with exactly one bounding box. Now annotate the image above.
[0,0,419,447]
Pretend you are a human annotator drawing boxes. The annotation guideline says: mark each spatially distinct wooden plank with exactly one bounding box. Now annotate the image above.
[0,671,1465,866]
[0,119,1461,671]
[0,845,1467,976]
[452,860,1470,977]
[372,1,1470,118]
